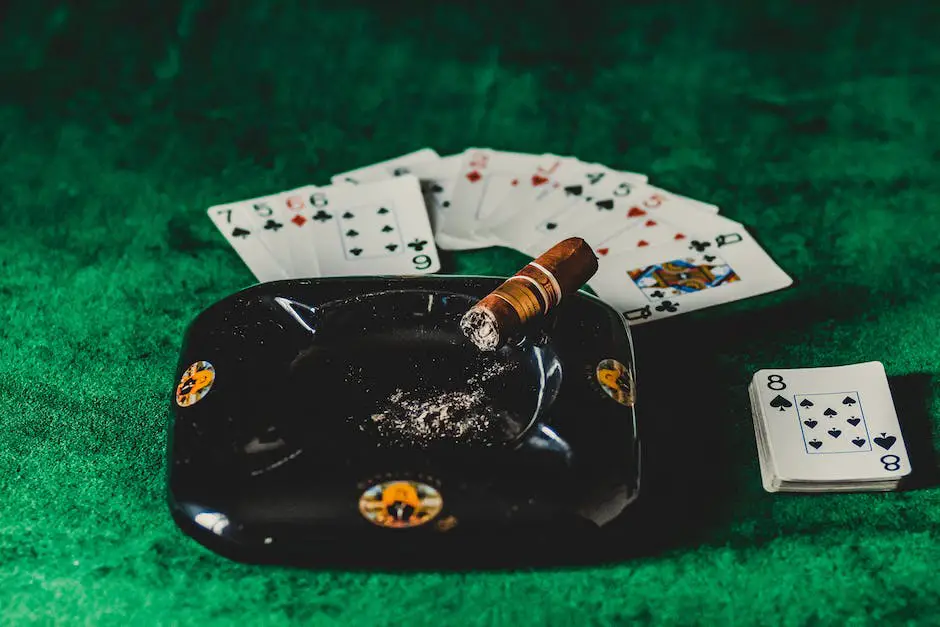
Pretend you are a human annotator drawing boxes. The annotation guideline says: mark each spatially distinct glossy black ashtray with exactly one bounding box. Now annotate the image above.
[167,276,641,567]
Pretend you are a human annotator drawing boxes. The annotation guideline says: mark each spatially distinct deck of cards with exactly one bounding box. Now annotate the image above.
[207,147,793,324]
[749,362,911,493]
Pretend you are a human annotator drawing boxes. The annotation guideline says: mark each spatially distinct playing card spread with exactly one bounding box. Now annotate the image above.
[206,146,793,327]
[749,362,910,492]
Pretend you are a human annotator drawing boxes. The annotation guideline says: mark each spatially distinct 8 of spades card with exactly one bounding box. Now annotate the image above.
[750,362,911,492]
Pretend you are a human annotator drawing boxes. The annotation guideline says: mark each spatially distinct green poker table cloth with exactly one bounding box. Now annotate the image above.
[1,1,938,624]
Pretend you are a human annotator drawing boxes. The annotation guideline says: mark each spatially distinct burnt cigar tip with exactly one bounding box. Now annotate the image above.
[460,238,600,352]
[459,306,501,352]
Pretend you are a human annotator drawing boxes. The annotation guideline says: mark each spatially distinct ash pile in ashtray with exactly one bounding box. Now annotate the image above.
[360,360,524,447]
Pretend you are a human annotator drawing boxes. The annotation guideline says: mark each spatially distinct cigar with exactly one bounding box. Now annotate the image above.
[460,237,599,351]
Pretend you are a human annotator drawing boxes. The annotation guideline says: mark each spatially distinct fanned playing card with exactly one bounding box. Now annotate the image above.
[524,184,718,258]
[575,187,725,259]
[440,148,568,250]
[288,175,440,276]
[588,223,792,324]
[207,200,289,282]
[484,164,650,253]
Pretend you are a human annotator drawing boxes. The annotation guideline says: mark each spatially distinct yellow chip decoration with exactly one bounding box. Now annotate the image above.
[176,361,215,407]
[595,358,635,407]
[358,480,443,529]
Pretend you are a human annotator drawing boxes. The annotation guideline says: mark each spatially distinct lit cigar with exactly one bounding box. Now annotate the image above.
[460,237,599,351]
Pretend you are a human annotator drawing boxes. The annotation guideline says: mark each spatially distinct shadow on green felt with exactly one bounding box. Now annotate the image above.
[889,374,939,491]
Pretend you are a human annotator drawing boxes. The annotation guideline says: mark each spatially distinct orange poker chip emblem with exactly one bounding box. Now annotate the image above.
[358,480,443,529]
[596,358,635,407]
[176,361,215,407]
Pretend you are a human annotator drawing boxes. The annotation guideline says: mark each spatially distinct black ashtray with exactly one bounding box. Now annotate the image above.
[167,276,640,567]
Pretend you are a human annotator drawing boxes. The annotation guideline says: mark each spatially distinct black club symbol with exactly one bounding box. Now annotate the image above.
[655,300,679,313]
[649,290,665,299]
[263,219,283,232]
[408,239,428,251]
[313,210,333,222]
[689,240,711,252]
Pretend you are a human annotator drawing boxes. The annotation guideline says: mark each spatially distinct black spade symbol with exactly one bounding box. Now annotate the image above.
[345,229,359,237]
[873,434,897,450]
[803,420,818,429]
[809,439,823,450]
[852,437,866,447]
[595,199,614,210]
[349,247,363,256]
[386,244,398,252]
[231,227,250,238]
[381,225,394,233]
[342,211,354,219]
[823,408,837,417]
[545,222,557,230]
[827,428,842,438]
[847,418,861,426]
[842,396,857,406]
[769,395,792,411]
[377,207,390,215]
[313,210,332,222]
[799,399,814,408]
[565,185,583,196]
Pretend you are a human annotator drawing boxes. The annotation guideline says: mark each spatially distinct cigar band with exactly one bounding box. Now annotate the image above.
[527,261,563,307]
[511,274,551,314]
[492,278,544,323]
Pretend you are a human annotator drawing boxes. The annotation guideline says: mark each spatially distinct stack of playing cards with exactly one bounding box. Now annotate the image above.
[208,147,794,324]
[749,362,911,492]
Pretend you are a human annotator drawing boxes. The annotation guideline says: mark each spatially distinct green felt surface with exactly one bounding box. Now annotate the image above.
[2,0,939,624]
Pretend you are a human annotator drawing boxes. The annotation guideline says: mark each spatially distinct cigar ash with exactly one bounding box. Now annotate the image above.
[350,358,526,447]
[459,306,501,352]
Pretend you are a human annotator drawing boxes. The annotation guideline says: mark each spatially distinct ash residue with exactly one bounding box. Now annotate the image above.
[361,360,524,447]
